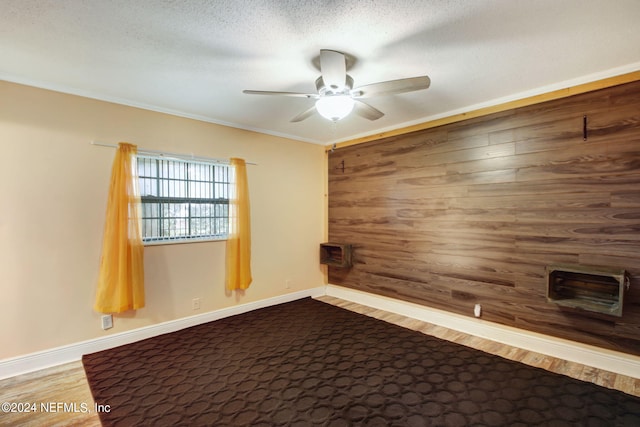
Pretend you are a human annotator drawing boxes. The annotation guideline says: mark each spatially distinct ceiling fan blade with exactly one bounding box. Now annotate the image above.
[243,90,317,98]
[290,105,317,122]
[354,100,384,121]
[320,49,347,91]
[352,76,431,98]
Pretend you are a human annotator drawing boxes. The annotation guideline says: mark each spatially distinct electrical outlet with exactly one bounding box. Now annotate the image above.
[285,279,291,289]
[192,298,201,310]
[101,314,113,330]
[474,304,482,318]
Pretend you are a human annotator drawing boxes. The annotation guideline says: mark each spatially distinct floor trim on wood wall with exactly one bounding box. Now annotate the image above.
[0,287,326,380]
[326,285,640,379]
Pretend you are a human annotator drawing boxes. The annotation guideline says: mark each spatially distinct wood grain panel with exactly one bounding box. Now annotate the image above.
[328,80,640,356]
[332,71,640,149]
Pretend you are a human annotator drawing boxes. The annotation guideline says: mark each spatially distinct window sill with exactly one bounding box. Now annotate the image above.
[143,236,227,246]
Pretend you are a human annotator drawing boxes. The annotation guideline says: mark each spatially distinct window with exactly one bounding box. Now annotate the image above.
[137,155,230,243]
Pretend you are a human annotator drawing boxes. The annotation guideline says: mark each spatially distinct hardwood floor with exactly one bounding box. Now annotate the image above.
[315,295,640,397]
[1,296,638,426]
[0,361,99,426]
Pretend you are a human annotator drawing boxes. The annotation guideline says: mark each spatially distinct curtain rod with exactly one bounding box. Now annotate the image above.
[90,141,257,165]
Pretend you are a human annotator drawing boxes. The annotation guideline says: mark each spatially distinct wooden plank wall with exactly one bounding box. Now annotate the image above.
[327,80,640,356]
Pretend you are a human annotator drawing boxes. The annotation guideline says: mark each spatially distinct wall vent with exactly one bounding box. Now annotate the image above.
[546,264,629,317]
[320,243,352,268]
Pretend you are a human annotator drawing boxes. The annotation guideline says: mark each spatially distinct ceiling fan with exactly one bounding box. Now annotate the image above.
[243,49,431,122]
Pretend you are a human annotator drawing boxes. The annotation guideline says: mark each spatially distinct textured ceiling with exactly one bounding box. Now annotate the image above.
[1,0,640,145]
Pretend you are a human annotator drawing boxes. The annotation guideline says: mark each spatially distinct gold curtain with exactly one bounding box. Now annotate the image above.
[94,142,145,313]
[225,158,252,291]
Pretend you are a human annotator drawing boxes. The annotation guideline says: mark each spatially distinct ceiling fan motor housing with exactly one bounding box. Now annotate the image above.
[316,75,354,96]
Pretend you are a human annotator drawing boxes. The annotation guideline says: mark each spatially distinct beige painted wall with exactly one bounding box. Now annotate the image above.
[0,81,326,360]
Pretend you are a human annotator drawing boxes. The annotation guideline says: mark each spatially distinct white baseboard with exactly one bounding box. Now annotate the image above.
[5,284,638,381]
[326,285,640,379]
[0,287,325,380]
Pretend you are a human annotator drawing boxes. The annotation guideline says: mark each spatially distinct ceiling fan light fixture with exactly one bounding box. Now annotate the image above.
[315,95,355,122]
[243,49,430,123]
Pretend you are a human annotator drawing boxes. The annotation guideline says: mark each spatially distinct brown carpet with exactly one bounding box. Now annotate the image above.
[83,298,640,426]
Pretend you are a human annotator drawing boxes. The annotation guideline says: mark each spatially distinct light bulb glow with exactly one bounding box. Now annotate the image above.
[315,95,355,121]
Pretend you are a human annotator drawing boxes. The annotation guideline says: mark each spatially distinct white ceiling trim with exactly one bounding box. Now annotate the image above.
[331,61,640,146]
[5,60,639,148]
[2,1,640,145]
[0,71,323,145]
